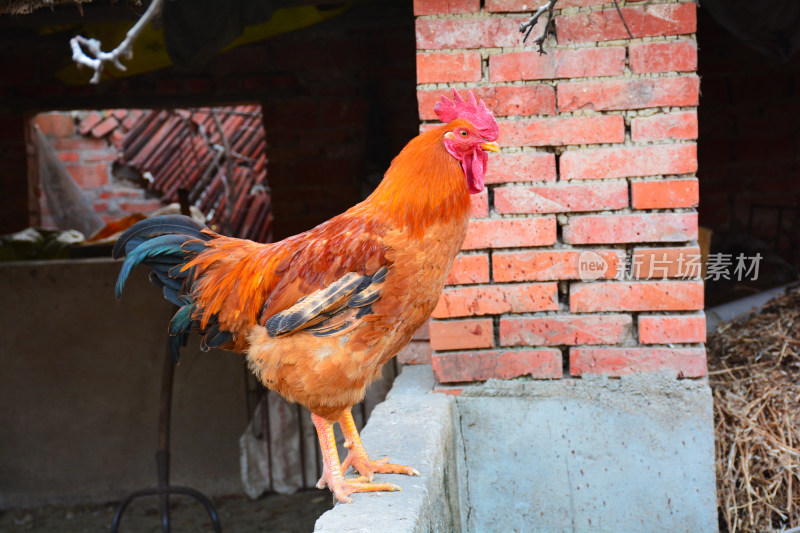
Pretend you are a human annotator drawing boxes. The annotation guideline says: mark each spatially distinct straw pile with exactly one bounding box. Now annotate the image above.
[709,284,800,532]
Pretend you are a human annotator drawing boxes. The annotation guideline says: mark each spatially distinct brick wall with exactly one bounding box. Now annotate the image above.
[414,0,704,388]
[34,111,161,229]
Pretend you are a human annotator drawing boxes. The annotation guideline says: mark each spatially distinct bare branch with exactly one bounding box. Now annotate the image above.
[69,0,164,84]
[520,0,633,53]
[612,0,635,40]
[210,109,236,235]
[519,0,559,55]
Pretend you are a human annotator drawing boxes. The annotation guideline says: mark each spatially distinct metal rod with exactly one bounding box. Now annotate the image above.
[110,339,222,533]
[157,348,174,532]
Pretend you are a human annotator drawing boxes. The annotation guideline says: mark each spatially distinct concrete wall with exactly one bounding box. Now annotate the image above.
[0,258,248,508]
[457,376,717,533]
[315,367,717,533]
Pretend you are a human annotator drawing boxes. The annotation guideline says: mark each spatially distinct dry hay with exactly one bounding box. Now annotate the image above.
[709,284,800,532]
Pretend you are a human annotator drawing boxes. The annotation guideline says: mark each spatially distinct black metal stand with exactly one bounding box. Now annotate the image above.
[111,343,222,533]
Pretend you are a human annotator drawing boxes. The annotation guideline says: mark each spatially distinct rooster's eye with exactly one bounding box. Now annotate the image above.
[460,130,468,137]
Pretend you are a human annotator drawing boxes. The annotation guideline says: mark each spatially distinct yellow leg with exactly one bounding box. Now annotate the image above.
[311,413,401,503]
[338,408,420,481]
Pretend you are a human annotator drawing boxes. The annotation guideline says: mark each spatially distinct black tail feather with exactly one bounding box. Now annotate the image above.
[114,214,232,362]
[115,234,194,299]
[112,214,209,259]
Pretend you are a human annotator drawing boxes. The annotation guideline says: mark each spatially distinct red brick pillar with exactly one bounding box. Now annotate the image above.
[413,0,704,391]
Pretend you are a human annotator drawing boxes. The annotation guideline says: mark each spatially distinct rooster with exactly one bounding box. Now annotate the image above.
[114,90,499,503]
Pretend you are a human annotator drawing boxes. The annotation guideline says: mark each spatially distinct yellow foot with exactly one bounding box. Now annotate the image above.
[341,442,420,482]
[311,412,403,503]
[337,408,422,482]
[316,466,401,504]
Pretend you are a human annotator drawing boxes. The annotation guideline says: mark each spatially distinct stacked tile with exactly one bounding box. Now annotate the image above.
[119,106,272,241]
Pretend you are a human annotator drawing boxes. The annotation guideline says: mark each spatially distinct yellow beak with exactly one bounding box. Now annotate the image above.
[481,141,500,153]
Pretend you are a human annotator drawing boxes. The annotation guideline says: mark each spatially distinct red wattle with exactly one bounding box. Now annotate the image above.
[462,148,488,194]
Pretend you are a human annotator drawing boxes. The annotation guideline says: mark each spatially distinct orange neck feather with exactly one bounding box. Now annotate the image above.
[356,121,472,238]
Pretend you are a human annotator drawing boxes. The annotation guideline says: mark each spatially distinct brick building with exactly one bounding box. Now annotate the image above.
[2,0,799,527]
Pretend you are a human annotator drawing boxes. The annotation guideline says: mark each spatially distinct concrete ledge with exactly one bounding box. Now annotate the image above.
[314,369,716,533]
[706,282,793,331]
[314,365,461,533]
[457,374,717,533]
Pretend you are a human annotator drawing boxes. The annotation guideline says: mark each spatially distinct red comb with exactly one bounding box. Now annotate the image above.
[434,89,499,142]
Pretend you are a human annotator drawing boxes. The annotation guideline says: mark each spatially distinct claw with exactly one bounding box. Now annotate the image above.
[338,409,421,480]
[312,409,420,503]
[311,412,405,503]
[344,452,420,479]
[330,480,401,504]
[316,459,400,503]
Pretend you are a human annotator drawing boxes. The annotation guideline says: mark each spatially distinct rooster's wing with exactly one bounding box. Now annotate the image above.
[264,266,387,338]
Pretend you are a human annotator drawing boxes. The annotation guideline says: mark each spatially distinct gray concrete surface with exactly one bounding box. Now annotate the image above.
[314,365,461,533]
[0,258,248,508]
[706,282,794,331]
[315,367,716,533]
[457,375,717,533]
